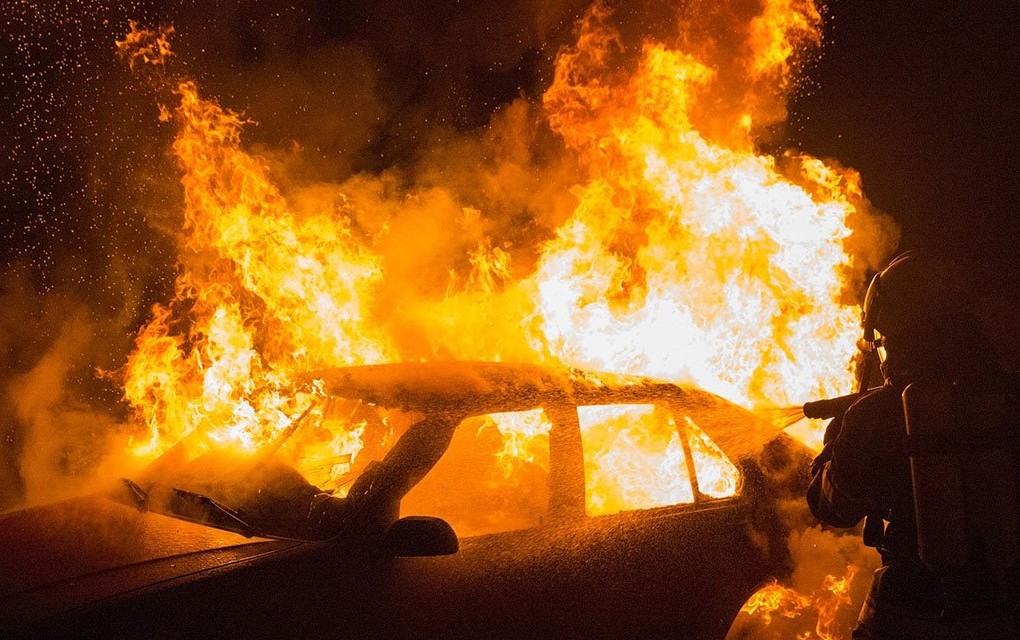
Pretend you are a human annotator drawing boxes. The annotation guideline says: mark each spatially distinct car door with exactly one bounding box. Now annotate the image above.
[386,399,772,640]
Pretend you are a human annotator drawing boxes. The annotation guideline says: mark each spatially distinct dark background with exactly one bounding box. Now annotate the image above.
[790,0,1020,366]
[791,0,1019,300]
[1,0,1018,503]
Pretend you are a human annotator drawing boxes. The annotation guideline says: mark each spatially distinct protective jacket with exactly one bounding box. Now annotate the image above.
[808,384,920,565]
[808,377,1020,638]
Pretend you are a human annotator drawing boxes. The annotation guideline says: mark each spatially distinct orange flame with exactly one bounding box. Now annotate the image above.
[118,0,876,513]
[740,580,811,625]
[740,565,859,640]
[115,21,173,71]
[121,71,394,482]
[535,4,859,408]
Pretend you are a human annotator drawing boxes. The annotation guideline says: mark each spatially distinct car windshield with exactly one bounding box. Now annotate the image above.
[118,397,430,541]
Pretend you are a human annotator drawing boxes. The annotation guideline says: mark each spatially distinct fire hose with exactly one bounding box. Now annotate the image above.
[802,392,864,420]
[803,348,881,421]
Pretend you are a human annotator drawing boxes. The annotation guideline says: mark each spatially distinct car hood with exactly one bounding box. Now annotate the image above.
[0,494,299,631]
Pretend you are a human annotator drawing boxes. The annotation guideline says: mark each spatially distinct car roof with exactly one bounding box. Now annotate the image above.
[305,361,668,410]
[303,361,779,461]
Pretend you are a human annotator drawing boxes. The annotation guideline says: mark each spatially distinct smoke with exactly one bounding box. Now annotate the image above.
[727,501,881,639]
[0,253,174,511]
[724,438,883,640]
[0,265,147,512]
[11,316,117,504]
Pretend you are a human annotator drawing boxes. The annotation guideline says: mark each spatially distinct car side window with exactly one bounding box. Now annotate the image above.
[576,403,695,516]
[399,409,551,538]
[682,415,740,498]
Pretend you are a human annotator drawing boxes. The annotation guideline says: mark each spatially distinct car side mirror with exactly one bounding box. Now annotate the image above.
[382,516,458,557]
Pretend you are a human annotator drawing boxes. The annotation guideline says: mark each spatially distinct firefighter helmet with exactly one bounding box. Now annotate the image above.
[860,250,968,354]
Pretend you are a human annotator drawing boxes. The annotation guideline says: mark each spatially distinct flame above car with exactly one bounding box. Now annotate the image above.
[115,0,874,518]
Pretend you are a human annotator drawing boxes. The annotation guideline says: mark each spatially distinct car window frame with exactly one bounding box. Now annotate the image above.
[546,395,745,521]
[403,393,746,534]
[367,388,745,538]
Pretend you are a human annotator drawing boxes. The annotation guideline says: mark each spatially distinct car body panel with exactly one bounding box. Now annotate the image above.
[12,504,768,639]
[1,362,809,639]
[0,495,297,631]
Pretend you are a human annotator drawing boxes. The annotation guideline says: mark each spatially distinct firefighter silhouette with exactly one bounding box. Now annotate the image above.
[807,251,1020,639]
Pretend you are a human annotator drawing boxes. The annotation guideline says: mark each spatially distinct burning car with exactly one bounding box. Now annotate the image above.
[1,361,811,640]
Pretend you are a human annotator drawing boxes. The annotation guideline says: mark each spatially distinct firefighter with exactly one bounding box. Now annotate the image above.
[807,251,1020,639]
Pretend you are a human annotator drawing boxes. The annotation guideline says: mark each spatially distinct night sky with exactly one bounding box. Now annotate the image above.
[1,0,1018,393]
[791,0,1020,364]
[791,0,1019,289]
